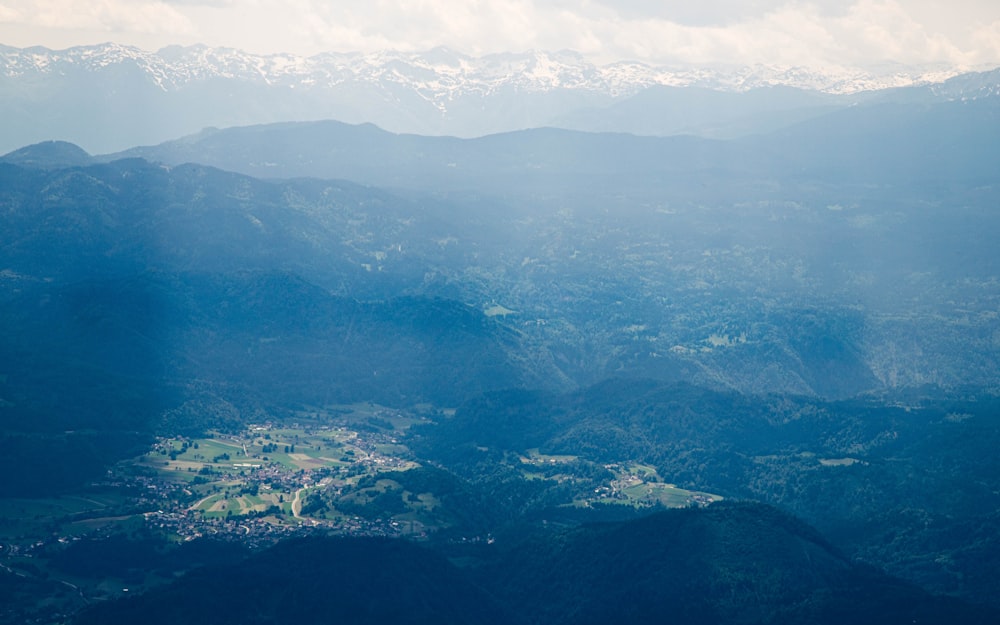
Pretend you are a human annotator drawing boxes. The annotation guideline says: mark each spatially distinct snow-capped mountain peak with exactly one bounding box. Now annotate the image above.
[0,42,980,96]
[0,42,996,154]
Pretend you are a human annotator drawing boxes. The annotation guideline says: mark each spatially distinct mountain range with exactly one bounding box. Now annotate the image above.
[2,42,998,153]
[4,89,999,403]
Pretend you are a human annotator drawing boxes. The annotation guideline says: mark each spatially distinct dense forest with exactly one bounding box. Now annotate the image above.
[74,503,997,625]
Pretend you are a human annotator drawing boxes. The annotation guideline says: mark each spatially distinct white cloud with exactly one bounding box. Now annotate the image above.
[0,0,193,34]
[829,0,969,65]
[0,4,20,21]
[0,0,998,68]
[586,0,780,26]
[970,19,1000,64]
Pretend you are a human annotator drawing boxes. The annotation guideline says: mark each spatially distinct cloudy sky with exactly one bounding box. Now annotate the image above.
[0,0,998,68]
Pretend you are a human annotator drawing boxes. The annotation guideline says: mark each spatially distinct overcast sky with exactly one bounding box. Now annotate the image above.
[0,0,998,68]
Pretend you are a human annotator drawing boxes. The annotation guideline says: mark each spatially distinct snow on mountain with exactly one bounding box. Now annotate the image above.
[0,42,979,99]
[0,42,996,153]
[930,67,1000,100]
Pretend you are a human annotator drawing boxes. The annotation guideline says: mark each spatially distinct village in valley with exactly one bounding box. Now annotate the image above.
[80,403,435,547]
[0,401,720,622]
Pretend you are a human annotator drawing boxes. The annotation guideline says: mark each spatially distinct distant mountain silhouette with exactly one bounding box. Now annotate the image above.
[1,140,92,168]
[105,96,999,190]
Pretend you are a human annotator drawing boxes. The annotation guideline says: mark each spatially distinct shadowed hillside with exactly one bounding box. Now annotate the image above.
[74,504,998,625]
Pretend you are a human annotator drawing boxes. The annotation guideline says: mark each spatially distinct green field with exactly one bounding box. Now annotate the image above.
[113,405,432,530]
[517,452,721,510]
[0,491,138,539]
[140,427,354,476]
[1,402,720,550]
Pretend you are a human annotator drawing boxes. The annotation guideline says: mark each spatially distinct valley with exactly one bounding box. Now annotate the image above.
[0,401,722,543]
[0,400,725,623]
[5,380,997,624]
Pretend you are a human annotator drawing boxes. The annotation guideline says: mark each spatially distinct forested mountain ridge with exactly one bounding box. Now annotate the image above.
[0,157,554,497]
[97,99,1000,397]
[5,132,999,405]
[413,378,1000,601]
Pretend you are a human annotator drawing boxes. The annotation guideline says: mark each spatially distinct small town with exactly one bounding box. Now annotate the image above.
[2,402,720,561]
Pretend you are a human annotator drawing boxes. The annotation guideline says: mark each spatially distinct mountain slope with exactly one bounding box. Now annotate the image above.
[73,504,998,625]
[74,536,520,625]
[549,84,849,139]
[9,117,1000,399]
[479,502,996,625]
[0,157,555,493]
[413,378,1000,607]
